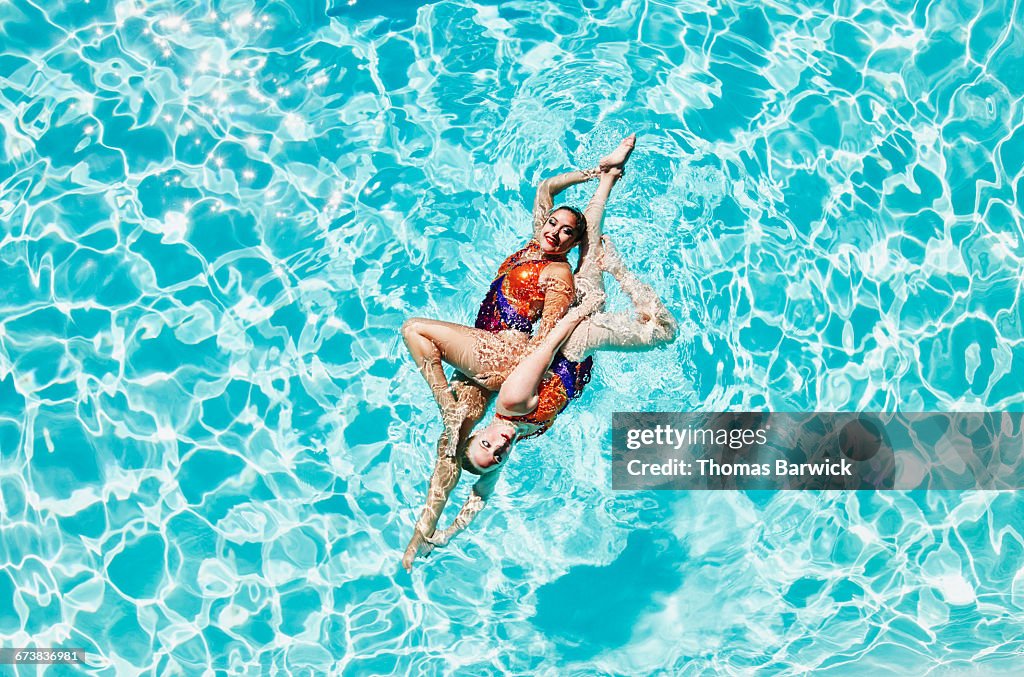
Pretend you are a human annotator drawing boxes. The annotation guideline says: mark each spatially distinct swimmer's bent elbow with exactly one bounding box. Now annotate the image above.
[496,392,538,417]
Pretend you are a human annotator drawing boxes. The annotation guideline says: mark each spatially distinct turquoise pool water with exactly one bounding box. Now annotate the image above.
[1,0,1022,673]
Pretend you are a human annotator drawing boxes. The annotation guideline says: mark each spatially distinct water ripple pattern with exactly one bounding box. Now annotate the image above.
[0,0,1022,673]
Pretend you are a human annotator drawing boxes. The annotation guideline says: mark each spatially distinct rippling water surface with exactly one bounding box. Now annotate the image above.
[1,0,1023,673]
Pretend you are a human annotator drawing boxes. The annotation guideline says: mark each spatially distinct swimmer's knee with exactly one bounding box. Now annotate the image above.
[402,318,426,341]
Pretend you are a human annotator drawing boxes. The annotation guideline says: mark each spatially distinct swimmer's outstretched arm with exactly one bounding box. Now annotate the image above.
[424,470,499,548]
[402,439,461,571]
[402,379,489,571]
[497,292,604,416]
[532,167,602,238]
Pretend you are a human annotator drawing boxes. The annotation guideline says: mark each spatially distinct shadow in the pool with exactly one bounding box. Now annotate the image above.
[530,530,685,659]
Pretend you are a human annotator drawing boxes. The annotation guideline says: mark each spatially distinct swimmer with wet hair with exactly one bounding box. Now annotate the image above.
[400,137,637,569]
[402,227,676,569]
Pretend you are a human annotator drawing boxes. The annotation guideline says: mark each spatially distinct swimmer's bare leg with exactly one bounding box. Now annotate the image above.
[601,235,675,333]
[402,318,520,443]
[576,135,634,295]
[403,320,458,404]
[563,236,677,359]
[600,133,637,171]
[528,169,621,349]
[574,167,620,299]
[402,377,490,571]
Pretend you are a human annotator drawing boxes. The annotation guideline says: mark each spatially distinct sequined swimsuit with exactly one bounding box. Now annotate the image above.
[494,354,592,439]
[475,241,593,439]
[475,241,563,333]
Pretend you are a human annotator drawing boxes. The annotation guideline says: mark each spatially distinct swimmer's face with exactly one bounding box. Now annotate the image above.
[539,209,580,255]
[467,422,514,472]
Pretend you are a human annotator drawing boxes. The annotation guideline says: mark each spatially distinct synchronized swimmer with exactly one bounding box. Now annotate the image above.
[400,135,677,570]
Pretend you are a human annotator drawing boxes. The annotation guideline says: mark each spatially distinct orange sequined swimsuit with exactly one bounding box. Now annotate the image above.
[475,241,564,333]
[475,241,594,439]
[494,354,592,438]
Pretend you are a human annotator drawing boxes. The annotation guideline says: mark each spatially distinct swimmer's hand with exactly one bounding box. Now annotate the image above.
[424,529,452,548]
[402,535,435,571]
